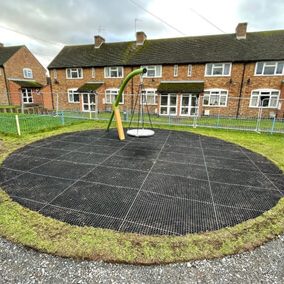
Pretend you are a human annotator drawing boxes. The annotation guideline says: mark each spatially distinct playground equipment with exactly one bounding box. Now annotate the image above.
[107,67,155,140]
[126,75,154,138]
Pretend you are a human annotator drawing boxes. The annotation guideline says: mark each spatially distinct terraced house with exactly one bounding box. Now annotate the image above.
[0,44,53,110]
[48,23,284,118]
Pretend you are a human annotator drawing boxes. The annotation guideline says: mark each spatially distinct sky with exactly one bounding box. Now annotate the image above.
[0,0,283,69]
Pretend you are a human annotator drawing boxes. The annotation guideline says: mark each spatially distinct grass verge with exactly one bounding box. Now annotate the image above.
[0,122,283,264]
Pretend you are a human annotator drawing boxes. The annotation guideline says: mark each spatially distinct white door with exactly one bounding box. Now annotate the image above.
[180,94,198,116]
[159,94,177,115]
[82,93,96,112]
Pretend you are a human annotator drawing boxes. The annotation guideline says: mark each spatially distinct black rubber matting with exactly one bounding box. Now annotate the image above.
[1,128,283,236]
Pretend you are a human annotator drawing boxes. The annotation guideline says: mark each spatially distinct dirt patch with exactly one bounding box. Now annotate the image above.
[0,140,6,155]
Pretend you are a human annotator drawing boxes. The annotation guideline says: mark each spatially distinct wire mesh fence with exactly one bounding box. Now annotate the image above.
[0,113,87,135]
[0,94,284,135]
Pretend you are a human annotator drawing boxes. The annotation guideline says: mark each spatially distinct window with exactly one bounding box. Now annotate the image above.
[180,94,198,116]
[188,64,192,76]
[141,89,157,105]
[105,89,123,104]
[66,68,83,79]
[53,69,57,79]
[91,67,96,78]
[67,88,80,103]
[205,63,231,76]
[249,89,279,108]
[142,65,162,77]
[173,65,178,77]
[203,89,228,107]
[23,68,33,79]
[21,88,33,104]
[160,94,177,115]
[255,61,284,76]
[104,66,123,78]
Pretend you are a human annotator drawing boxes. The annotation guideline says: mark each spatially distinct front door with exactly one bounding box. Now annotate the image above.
[82,93,96,112]
[180,94,198,116]
[159,94,177,115]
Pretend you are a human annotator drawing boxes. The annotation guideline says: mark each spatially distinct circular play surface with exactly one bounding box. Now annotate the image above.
[0,129,283,235]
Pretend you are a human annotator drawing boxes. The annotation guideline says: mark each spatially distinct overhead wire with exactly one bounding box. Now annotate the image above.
[128,0,187,36]
[0,24,64,47]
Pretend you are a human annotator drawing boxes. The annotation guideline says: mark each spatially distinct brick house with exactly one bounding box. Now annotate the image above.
[0,44,53,110]
[48,23,284,118]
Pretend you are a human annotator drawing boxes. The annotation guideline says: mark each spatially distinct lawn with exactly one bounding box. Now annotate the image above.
[0,113,87,135]
[1,112,284,136]
[0,122,283,264]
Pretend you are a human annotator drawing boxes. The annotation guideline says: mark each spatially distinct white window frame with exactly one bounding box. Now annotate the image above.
[66,68,83,79]
[159,94,177,116]
[142,65,162,78]
[205,63,231,76]
[173,65,178,77]
[187,64,192,76]
[254,61,284,76]
[21,88,33,104]
[23,68,33,79]
[67,88,80,103]
[53,69,57,79]
[249,89,280,108]
[203,89,228,107]
[180,94,198,116]
[104,66,123,78]
[91,67,96,78]
[141,88,157,105]
[105,88,124,104]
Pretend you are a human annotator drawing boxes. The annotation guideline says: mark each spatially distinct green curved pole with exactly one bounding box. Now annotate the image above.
[106,67,147,131]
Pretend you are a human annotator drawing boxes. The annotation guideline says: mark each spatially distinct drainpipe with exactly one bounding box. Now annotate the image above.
[48,73,55,110]
[2,65,11,105]
[236,63,247,118]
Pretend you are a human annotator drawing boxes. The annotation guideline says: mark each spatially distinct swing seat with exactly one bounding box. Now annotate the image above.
[127,128,155,138]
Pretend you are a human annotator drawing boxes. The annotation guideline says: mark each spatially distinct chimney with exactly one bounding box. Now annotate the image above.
[0,43,4,47]
[136,31,147,45]
[236,22,247,40]
[94,35,105,48]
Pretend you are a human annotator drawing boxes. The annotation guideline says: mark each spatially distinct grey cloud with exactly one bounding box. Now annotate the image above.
[0,0,170,66]
[0,0,165,45]
[238,0,284,30]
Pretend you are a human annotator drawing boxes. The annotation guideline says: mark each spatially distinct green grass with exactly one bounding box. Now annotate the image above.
[0,105,19,109]
[97,112,284,132]
[0,122,283,264]
[1,111,283,136]
[0,113,88,135]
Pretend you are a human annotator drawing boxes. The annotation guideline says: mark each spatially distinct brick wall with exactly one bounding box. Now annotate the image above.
[49,63,284,118]
[5,46,47,85]
[3,46,53,109]
[0,67,9,104]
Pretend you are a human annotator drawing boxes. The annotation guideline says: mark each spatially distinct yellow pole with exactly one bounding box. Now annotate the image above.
[113,106,125,140]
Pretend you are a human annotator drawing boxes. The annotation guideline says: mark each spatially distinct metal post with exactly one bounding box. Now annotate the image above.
[15,115,21,136]
[56,93,59,115]
[216,110,220,127]
[60,111,65,125]
[270,116,276,134]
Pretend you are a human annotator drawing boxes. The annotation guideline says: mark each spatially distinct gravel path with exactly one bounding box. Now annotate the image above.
[0,235,283,283]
